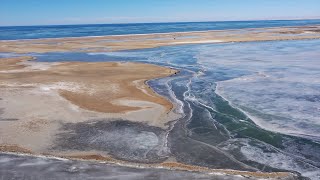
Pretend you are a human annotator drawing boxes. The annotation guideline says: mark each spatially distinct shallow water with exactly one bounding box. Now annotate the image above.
[2,39,320,179]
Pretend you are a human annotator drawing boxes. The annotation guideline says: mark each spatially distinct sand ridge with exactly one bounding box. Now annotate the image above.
[0,147,296,179]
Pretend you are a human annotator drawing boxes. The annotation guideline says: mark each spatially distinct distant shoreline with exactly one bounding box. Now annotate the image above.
[1,19,320,41]
[1,23,319,43]
[1,18,320,28]
[1,24,320,53]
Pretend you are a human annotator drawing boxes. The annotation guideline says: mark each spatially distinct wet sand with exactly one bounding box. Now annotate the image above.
[0,24,320,53]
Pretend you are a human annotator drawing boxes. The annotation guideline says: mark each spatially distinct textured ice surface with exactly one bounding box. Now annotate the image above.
[38,40,320,140]
[206,40,320,140]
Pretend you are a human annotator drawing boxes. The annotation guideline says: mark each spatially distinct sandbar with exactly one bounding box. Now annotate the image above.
[0,25,319,53]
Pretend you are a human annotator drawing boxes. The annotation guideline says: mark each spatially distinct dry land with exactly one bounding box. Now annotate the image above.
[0,56,178,151]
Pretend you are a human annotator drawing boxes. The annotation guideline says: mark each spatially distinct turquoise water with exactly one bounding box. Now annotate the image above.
[0,19,320,40]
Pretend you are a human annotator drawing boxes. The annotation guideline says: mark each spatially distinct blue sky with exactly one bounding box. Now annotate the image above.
[1,0,320,26]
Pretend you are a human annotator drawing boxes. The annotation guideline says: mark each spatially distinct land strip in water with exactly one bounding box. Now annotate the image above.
[0,24,320,53]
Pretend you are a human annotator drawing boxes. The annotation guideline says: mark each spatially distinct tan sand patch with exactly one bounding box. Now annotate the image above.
[0,56,178,155]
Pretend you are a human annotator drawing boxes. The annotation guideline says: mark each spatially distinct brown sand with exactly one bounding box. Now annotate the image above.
[64,153,294,179]
[0,56,34,71]
[0,56,178,154]
[0,145,32,154]
[0,57,176,114]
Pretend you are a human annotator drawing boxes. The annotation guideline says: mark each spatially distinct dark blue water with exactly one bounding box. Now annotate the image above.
[1,19,320,40]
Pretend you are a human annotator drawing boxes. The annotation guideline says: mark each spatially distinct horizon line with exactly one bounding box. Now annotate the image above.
[1,17,320,28]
